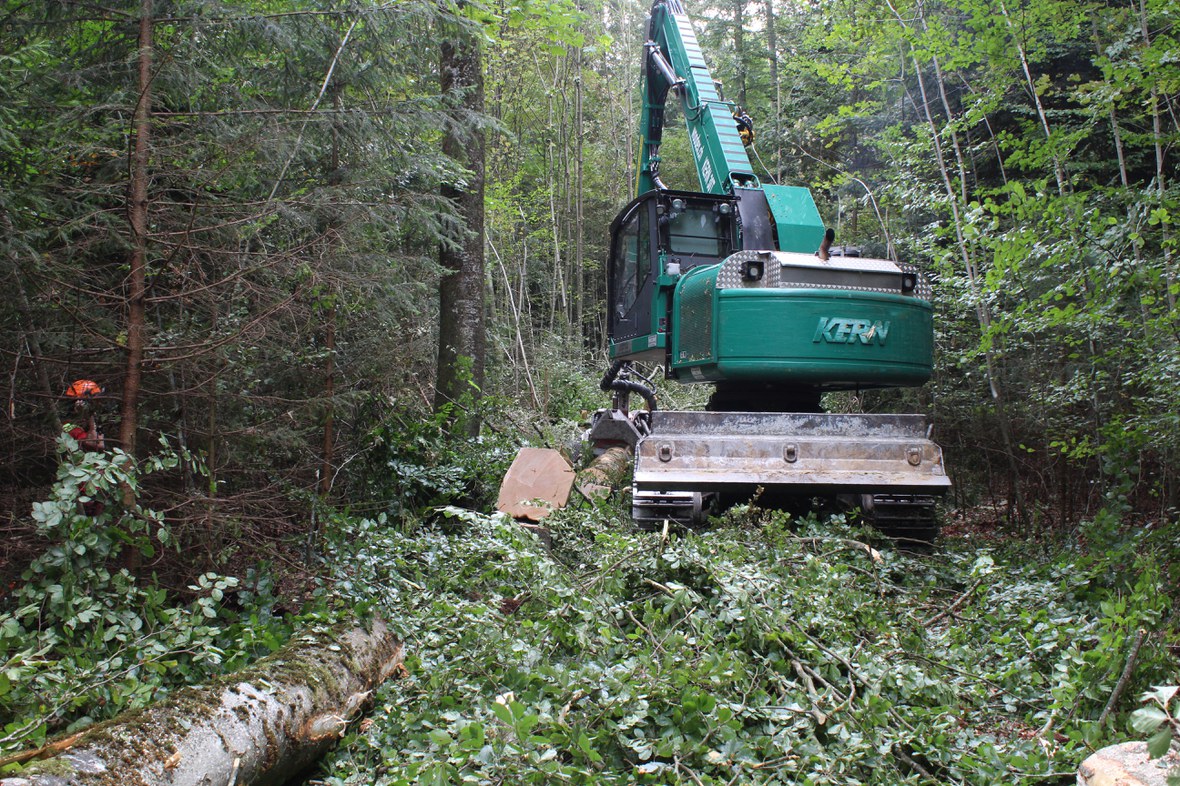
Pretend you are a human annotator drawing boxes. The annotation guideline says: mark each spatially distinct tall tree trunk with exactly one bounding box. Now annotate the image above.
[319,303,336,499]
[1092,20,1153,334]
[733,0,747,108]
[120,0,153,460]
[12,269,61,434]
[764,0,780,175]
[997,0,1067,196]
[435,15,486,437]
[884,0,1027,520]
[319,90,341,501]
[907,46,1027,522]
[575,47,586,346]
[1137,0,1176,310]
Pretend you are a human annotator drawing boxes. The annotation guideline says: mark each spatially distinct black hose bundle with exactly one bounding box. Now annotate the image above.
[600,360,657,411]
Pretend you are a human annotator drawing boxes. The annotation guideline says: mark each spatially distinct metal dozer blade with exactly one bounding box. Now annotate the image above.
[631,410,951,542]
[588,366,951,544]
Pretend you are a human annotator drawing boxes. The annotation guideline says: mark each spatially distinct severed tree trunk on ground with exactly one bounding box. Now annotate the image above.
[434,11,486,438]
[0,617,403,786]
[576,446,632,500]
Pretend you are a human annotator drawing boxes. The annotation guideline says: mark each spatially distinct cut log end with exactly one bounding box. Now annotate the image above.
[496,447,575,521]
[1077,741,1180,786]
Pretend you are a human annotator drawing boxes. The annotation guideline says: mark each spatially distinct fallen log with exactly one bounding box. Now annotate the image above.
[575,445,632,500]
[496,444,633,520]
[0,616,403,786]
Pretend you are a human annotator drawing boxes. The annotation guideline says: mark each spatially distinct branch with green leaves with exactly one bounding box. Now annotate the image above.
[1130,685,1180,786]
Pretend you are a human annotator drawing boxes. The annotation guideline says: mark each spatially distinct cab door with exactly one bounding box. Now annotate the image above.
[607,194,657,346]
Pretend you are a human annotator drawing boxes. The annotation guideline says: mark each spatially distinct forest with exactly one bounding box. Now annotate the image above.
[0,0,1178,783]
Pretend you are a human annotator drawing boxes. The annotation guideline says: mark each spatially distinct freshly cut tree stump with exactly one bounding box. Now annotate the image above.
[1077,741,1180,785]
[496,448,576,521]
[0,616,403,786]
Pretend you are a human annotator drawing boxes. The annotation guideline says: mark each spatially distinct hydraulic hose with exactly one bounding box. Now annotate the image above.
[600,360,658,411]
[600,359,627,392]
[610,380,658,412]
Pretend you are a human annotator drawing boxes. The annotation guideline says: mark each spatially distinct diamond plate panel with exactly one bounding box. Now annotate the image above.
[716,250,933,300]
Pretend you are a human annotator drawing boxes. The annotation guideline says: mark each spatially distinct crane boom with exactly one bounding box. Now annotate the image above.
[638,0,827,255]
[639,0,756,195]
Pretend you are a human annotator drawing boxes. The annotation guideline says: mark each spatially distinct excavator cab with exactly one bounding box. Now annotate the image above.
[608,189,737,362]
[607,186,935,391]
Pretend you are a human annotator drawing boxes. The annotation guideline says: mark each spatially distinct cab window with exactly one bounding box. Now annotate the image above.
[666,203,723,258]
[612,205,649,318]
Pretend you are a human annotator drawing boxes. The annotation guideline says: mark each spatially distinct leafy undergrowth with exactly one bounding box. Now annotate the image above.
[314,503,1176,785]
[0,439,306,759]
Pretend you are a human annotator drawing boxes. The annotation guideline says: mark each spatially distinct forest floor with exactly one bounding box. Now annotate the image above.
[2,447,1175,784]
[305,499,1179,785]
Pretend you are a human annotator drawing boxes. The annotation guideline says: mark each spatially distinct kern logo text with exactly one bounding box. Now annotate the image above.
[812,317,890,345]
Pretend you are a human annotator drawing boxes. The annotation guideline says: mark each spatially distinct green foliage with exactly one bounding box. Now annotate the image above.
[316,504,1175,784]
[0,438,292,756]
[357,403,518,524]
[0,0,471,520]
[1130,686,1180,783]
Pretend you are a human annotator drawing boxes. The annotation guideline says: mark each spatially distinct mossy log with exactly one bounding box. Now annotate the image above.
[0,616,403,786]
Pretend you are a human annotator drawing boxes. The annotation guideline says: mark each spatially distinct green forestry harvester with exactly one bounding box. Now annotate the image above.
[587,0,950,541]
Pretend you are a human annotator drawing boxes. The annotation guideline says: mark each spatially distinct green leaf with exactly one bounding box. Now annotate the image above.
[490,700,514,726]
[514,710,539,738]
[418,762,453,786]
[1145,686,1180,708]
[1148,727,1176,759]
[1131,706,1170,734]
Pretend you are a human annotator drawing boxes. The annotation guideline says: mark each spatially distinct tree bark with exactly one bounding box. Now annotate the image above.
[435,12,486,437]
[319,302,337,499]
[576,446,632,499]
[120,0,153,460]
[1137,0,1176,311]
[0,617,404,786]
[904,41,1027,522]
[764,0,780,175]
[997,0,1066,196]
[12,270,62,434]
